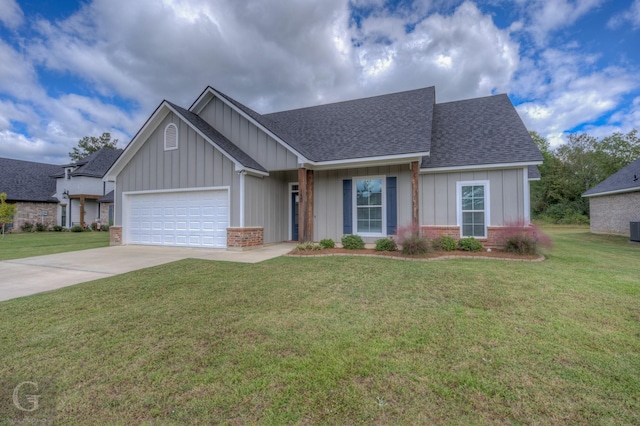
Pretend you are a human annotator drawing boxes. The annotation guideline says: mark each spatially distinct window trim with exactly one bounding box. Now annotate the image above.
[456,180,490,239]
[352,175,386,237]
[164,123,178,151]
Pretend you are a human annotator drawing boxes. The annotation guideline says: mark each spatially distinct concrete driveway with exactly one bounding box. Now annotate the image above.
[0,243,296,302]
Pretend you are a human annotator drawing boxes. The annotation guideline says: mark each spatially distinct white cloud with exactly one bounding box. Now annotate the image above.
[0,0,23,30]
[353,1,520,101]
[608,0,640,29]
[0,0,638,163]
[517,62,637,145]
[522,0,605,45]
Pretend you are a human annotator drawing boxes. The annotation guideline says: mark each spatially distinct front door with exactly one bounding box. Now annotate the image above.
[291,184,299,241]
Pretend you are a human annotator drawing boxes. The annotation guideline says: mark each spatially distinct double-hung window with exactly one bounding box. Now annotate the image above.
[354,177,385,236]
[457,181,489,238]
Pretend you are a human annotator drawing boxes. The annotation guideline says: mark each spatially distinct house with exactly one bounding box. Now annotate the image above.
[104,86,543,249]
[582,157,640,237]
[52,148,123,228]
[0,157,60,230]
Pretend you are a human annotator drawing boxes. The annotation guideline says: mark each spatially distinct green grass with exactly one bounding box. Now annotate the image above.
[1,226,639,424]
[0,231,109,260]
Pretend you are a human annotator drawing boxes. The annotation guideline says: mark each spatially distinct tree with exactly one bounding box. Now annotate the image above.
[0,192,17,239]
[69,132,118,161]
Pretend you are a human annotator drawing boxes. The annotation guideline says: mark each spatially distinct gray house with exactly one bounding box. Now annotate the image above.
[0,157,60,230]
[583,157,640,237]
[104,86,543,249]
[52,148,123,228]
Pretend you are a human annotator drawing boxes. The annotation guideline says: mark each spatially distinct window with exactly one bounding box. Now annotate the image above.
[164,123,178,151]
[61,206,67,227]
[355,177,384,235]
[457,181,489,238]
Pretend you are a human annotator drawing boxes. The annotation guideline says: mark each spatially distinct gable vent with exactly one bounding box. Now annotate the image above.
[164,123,178,151]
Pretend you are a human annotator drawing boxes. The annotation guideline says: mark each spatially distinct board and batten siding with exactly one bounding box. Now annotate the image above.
[244,171,297,244]
[313,165,412,242]
[420,168,526,226]
[114,112,240,226]
[198,97,299,171]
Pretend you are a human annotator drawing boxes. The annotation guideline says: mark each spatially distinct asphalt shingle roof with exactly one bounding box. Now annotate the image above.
[422,94,543,169]
[168,102,267,173]
[528,165,541,180]
[97,190,114,203]
[0,157,59,202]
[583,157,640,196]
[53,148,123,178]
[264,87,435,162]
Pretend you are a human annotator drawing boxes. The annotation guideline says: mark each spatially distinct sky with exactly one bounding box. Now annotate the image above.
[0,0,639,164]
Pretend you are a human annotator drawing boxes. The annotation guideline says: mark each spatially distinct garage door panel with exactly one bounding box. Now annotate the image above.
[126,190,228,248]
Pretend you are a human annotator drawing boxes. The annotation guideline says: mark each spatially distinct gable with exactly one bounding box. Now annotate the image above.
[118,112,238,192]
[105,102,267,181]
[196,95,300,171]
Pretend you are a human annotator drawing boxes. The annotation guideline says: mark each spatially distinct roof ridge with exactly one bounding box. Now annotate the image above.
[265,86,436,116]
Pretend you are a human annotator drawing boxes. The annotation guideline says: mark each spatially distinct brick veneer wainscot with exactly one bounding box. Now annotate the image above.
[421,225,536,249]
[227,227,264,249]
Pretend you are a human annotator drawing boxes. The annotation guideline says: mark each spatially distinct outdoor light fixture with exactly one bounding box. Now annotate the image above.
[62,190,69,198]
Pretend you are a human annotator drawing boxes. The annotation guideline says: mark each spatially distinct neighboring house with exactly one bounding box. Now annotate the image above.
[0,157,60,230]
[104,86,543,249]
[52,148,123,227]
[582,157,640,237]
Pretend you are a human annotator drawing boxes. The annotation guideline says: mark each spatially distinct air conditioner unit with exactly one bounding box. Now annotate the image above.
[631,222,640,243]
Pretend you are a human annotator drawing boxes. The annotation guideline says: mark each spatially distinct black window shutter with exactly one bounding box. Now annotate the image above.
[386,176,397,235]
[343,179,352,234]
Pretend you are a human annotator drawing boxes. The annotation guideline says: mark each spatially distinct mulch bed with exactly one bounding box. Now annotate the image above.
[287,247,544,262]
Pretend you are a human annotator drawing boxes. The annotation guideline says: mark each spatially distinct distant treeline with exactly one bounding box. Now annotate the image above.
[531,129,640,224]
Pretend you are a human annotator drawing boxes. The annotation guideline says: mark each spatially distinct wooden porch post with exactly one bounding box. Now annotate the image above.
[298,167,307,242]
[79,196,86,227]
[411,161,419,228]
[306,169,314,242]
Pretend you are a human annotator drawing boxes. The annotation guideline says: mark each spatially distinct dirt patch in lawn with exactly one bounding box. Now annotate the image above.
[288,247,544,262]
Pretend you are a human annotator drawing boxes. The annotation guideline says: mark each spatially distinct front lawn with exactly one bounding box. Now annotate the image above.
[0,231,109,260]
[0,226,638,424]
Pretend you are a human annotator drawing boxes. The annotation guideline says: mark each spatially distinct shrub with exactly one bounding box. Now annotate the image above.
[319,238,335,249]
[432,235,457,251]
[52,225,65,232]
[70,225,85,233]
[21,222,34,232]
[294,242,322,252]
[496,221,553,255]
[101,225,110,232]
[375,237,397,251]
[90,222,99,231]
[341,234,365,250]
[35,222,48,232]
[395,224,429,255]
[503,234,538,254]
[401,234,430,255]
[457,237,483,252]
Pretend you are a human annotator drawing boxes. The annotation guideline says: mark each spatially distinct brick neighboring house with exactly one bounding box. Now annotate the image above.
[583,157,640,237]
[0,157,60,231]
[0,148,123,231]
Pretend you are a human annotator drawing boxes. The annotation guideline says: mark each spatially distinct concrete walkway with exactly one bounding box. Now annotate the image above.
[0,243,296,302]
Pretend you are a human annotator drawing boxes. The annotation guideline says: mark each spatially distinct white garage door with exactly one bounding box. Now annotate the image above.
[125,189,229,248]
